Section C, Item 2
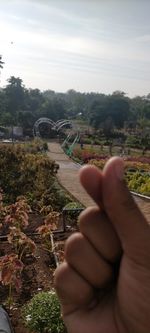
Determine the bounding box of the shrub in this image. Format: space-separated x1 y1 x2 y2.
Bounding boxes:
43 142 48 152
73 147 107 163
38 183 71 212
82 137 92 144
63 201 84 228
127 172 150 196
0 194 36 308
0 143 57 203
22 290 66 333
88 158 107 169
88 158 150 196
0 142 71 211
125 135 141 148
64 201 84 210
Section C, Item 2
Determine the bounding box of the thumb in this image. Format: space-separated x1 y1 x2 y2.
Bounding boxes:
102 157 150 266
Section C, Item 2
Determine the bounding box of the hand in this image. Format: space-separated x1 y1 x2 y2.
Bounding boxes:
54 157 150 333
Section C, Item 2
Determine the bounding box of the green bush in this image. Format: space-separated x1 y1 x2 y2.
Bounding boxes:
63 201 84 227
39 182 71 211
64 201 84 210
0 144 57 203
22 290 66 333
82 137 92 144
0 142 71 211
126 172 150 196
93 138 101 145
125 135 141 148
43 142 48 151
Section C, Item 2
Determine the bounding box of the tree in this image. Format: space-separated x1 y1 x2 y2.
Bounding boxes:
0 55 4 69
112 90 126 97
89 93 130 131
26 88 44 113
0 55 4 84
5 76 26 124
17 110 36 135
40 98 66 121
107 94 130 128
0 90 7 118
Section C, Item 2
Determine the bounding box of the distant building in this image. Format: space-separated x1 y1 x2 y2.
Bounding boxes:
8 126 23 138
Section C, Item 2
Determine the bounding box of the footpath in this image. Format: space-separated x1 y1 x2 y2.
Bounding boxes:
47 142 150 222
47 142 95 207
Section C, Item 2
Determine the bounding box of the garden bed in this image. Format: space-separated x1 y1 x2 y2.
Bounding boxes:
0 238 55 333
0 207 81 332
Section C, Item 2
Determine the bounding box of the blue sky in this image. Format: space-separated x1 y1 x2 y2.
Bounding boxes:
1 0 150 96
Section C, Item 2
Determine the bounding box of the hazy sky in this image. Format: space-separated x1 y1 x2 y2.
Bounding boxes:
1 0 150 96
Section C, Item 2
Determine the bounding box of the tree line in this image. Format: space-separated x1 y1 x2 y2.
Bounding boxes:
0 74 150 138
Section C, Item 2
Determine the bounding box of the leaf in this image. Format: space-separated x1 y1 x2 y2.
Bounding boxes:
14 259 23 270
1 267 13 285
14 276 22 290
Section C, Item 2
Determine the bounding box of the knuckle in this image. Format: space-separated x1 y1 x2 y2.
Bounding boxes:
79 207 101 231
65 233 84 261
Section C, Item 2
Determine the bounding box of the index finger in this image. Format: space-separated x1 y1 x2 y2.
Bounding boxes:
79 165 103 209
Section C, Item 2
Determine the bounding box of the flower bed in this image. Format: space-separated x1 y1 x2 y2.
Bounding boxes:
72 147 107 163
72 147 150 168
88 158 150 196
72 145 150 196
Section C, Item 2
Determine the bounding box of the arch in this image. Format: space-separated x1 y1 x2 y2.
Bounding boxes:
33 118 73 137
56 120 73 131
33 118 55 137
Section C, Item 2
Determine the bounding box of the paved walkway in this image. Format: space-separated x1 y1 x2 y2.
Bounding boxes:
47 142 95 207
47 143 150 222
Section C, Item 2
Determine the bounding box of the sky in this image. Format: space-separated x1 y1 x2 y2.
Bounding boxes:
1 0 150 97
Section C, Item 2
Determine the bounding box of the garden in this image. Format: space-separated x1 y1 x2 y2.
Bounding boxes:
1 38 150 333
72 145 150 196
0 140 82 333
0 137 149 332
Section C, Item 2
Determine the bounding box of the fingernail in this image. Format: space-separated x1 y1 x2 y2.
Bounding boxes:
115 159 124 180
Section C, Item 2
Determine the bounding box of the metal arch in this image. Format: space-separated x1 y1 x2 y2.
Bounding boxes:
55 119 66 125
33 118 73 137
56 120 73 131
33 118 55 137
33 117 80 155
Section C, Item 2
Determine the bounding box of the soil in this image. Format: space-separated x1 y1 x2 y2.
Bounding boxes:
0 212 79 332
0 240 55 333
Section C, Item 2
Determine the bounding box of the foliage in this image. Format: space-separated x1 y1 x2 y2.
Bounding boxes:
22 290 66 333
0 75 150 139
89 93 130 131
0 55 4 70
72 145 150 171
0 189 7 226
4 196 31 228
0 253 23 309
38 182 72 212
63 202 84 229
125 135 142 149
125 156 150 164
88 157 150 196
0 254 23 290
126 172 150 196
73 147 107 163
8 227 36 260
43 141 48 151
37 211 59 252
0 194 36 308
0 141 71 211
88 158 107 169
0 194 36 258
64 202 84 210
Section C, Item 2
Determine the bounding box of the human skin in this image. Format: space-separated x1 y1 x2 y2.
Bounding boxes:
54 157 150 333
